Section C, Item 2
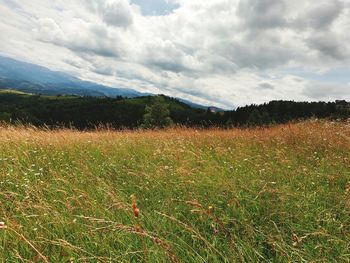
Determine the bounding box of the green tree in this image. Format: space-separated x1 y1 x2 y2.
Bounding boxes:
141 96 173 128
247 109 272 127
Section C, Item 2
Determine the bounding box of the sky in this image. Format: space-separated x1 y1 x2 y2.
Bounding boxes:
0 0 350 109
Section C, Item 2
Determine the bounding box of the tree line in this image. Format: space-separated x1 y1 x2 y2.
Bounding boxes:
0 91 349 129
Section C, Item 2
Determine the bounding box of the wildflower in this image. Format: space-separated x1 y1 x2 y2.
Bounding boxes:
0 221 6 229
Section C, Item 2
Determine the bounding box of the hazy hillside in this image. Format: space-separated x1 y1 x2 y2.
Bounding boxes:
0 56 145 98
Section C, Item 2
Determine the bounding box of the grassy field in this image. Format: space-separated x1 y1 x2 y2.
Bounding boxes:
0 121 349 262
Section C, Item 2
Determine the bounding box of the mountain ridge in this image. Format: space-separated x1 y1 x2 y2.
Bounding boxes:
0 55 148 98
0 55 218 109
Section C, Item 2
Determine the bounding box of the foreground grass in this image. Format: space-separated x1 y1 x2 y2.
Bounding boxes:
0 121 349 262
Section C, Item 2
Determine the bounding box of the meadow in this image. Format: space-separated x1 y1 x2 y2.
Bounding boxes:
0 121 349 262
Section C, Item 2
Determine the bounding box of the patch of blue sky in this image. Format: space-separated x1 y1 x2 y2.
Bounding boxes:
131 0 179 16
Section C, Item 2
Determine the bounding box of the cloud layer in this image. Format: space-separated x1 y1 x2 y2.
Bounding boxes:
0 0 349 108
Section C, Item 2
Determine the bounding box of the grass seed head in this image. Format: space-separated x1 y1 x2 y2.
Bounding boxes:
132 194 140 218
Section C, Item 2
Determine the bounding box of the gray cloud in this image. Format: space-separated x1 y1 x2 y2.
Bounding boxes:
237 0 287 29
218 37 292 69
63 57 87 69
92 66 115 76
307 32 348 60
303 82 350 100
36 18 122 58
99 0 133 28
295 0 344 29
139 40 190 73
258 83 274 90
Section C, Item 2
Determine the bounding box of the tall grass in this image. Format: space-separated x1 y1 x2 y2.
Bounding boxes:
0 121 349 262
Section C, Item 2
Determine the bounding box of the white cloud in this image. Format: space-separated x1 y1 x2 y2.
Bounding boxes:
0 0 349 108
96 0 135 28
36 18 64 43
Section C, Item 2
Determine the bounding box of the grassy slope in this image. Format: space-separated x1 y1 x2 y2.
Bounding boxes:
0 89 29 95
0 121 349 262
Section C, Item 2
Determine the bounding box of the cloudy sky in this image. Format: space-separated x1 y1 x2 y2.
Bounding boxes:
0 0 350 108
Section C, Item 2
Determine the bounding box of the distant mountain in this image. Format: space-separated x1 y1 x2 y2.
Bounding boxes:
0 55 216 109
0 56 146 98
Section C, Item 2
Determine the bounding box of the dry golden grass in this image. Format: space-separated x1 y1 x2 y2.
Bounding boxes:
1 120 349 146
0 120 349 262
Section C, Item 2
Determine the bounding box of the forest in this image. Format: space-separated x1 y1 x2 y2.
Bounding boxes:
0 89 349 129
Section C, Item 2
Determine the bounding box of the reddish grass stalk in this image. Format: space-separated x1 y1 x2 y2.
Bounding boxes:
132 195 148 263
